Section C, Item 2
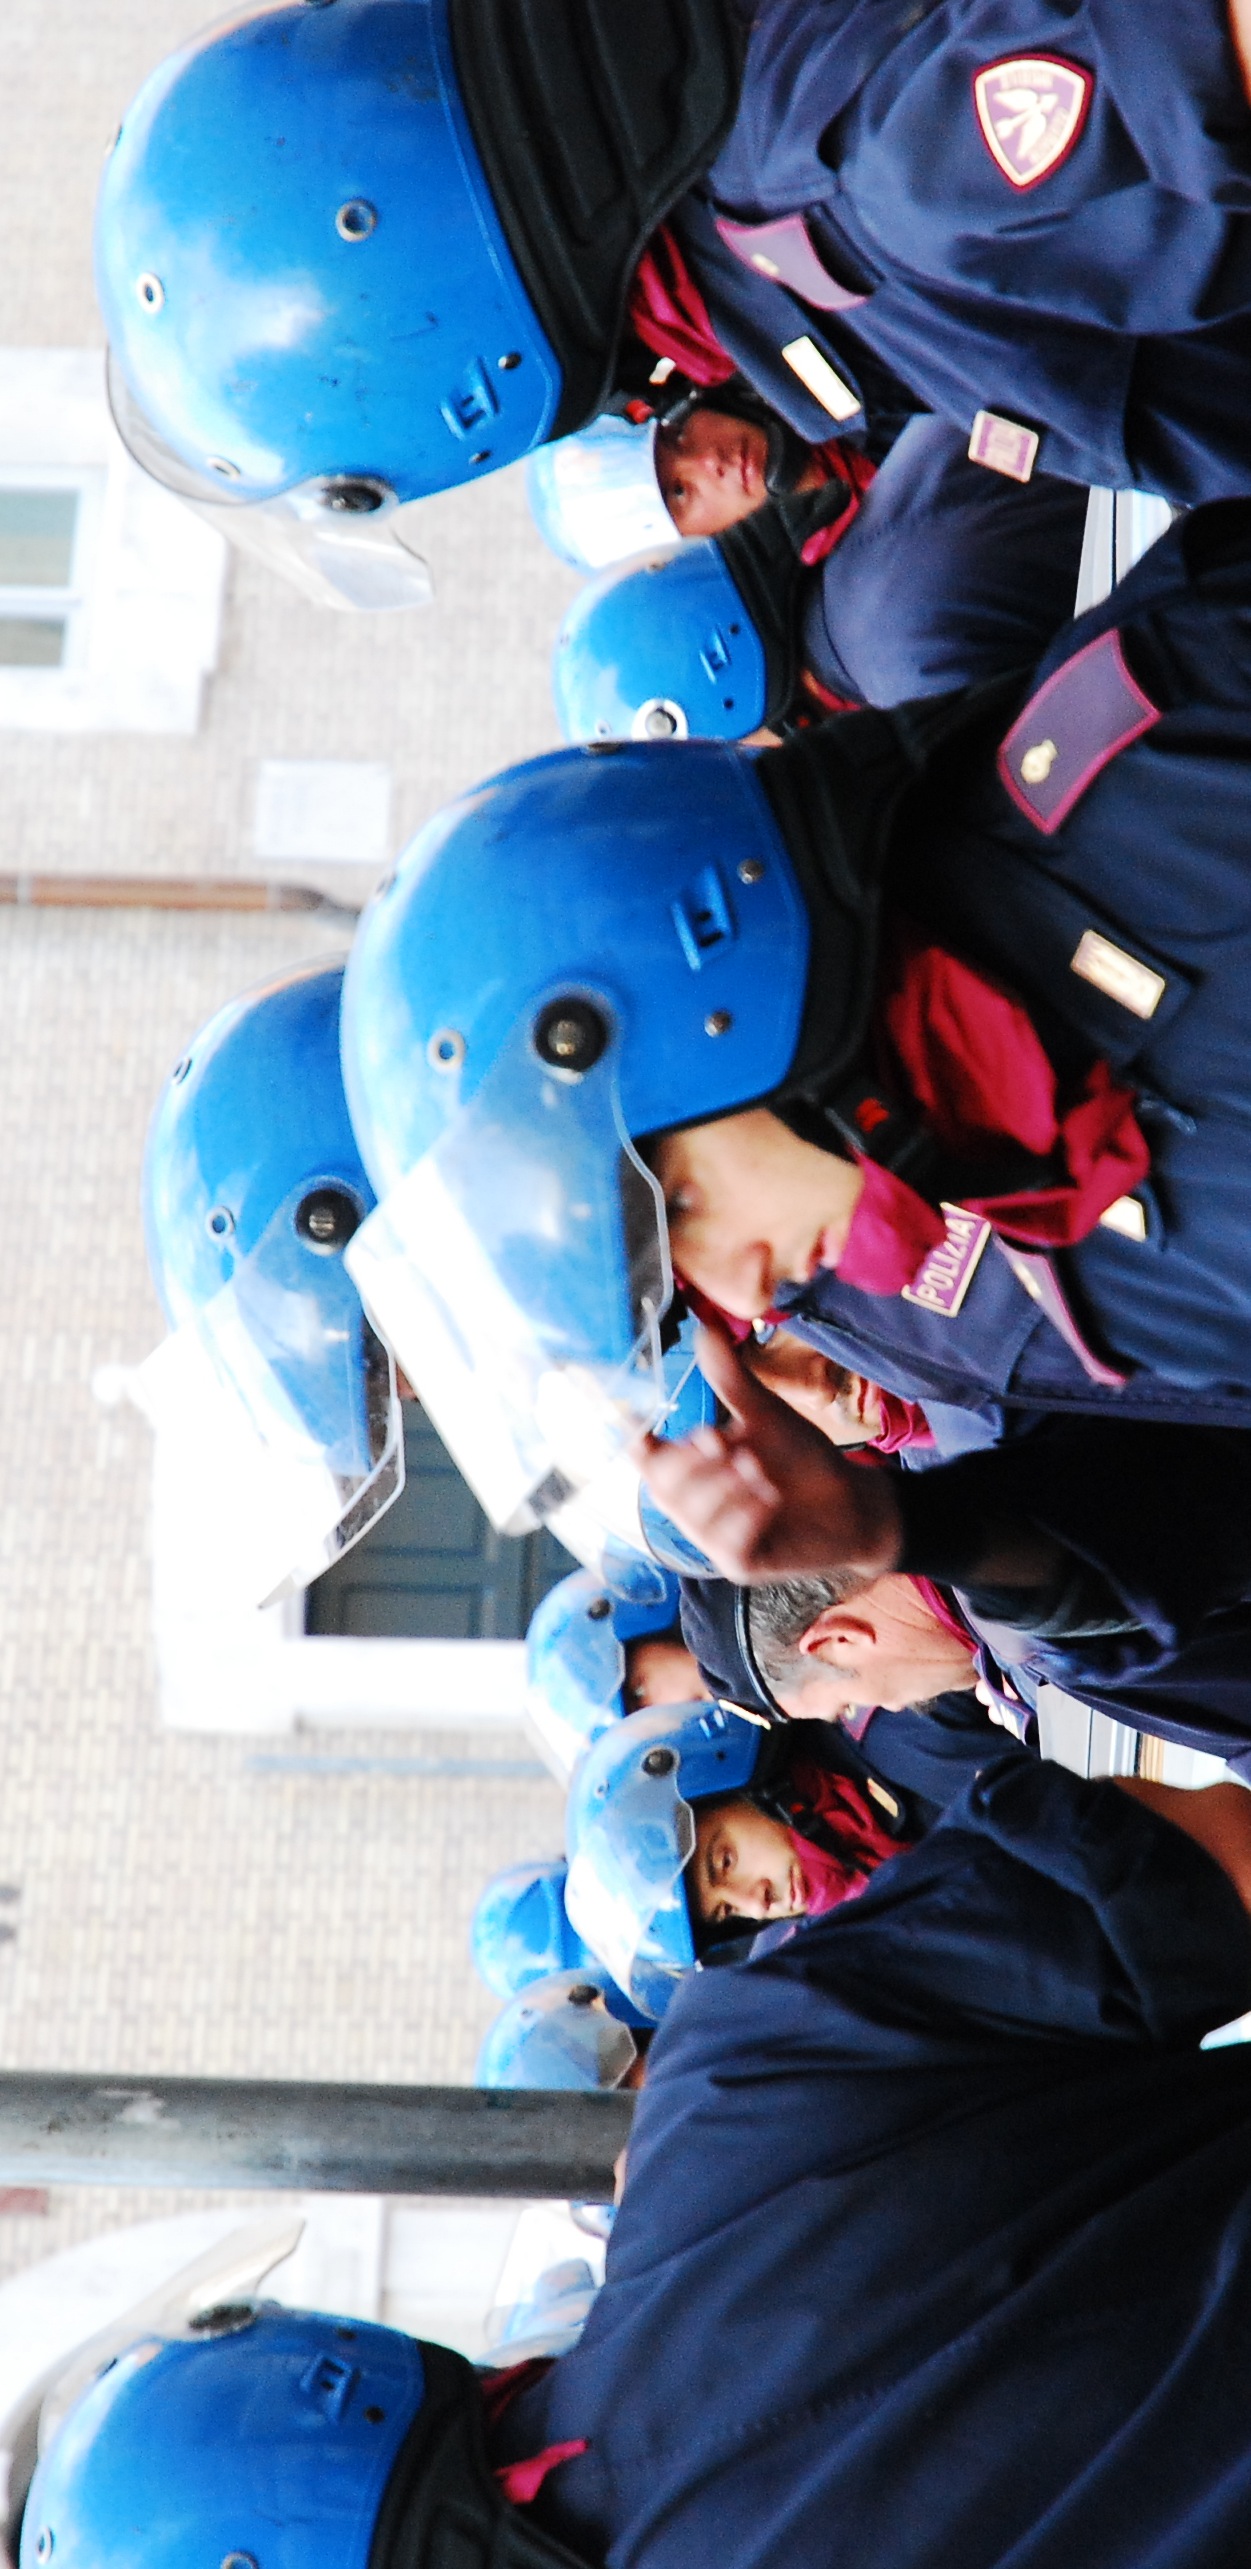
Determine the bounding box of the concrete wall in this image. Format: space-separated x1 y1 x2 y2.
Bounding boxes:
0 1 580 2282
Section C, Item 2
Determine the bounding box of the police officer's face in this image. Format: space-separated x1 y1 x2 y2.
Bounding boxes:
771 1579 979 1717
690 1798 806 1925
743 1331 884 1445
652 1111 865 1320
623 1634 704 1711
655 407 771 536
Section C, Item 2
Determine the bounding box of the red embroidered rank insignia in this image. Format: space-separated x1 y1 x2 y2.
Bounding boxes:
973 56 1092 189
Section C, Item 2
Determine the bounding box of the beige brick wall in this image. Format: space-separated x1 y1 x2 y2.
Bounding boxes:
0 2 581 2284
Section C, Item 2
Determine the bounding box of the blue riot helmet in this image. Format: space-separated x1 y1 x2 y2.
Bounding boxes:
526 417 674 573
553 540 770 743
470 1856 595 2000
342 739 809 1535
477 1965 648 2091
145 960 402 1601
96 0 741 512
564 1700 767 2020
18 2295 575 2569
525 1563 682 1782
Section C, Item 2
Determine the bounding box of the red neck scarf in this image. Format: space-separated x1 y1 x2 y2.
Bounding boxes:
626 226 737 387
835 925 1151 1298
784 1755 907 1917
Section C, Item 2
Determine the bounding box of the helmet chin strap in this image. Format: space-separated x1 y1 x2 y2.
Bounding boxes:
374 2341 593 2569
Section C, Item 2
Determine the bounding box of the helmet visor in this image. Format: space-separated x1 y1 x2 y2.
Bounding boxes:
107 348 434 613
480 1975 640 2091
158 1196 403 1601
565 1757 696 2020
346 1006 672 1534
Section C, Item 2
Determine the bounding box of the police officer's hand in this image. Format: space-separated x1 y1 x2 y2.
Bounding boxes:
634 1326 904 1585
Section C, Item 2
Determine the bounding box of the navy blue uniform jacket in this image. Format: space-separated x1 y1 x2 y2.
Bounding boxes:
491 1763 1251 2569
773 505 1251 1415
801 417 1089 707
677 0 1251 501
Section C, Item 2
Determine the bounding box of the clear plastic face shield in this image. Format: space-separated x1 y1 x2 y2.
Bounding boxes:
156 1190 403 1606
565 1747 698 2021
0 2215 303 2554
346 1001 673 1536
482 1972 641 2092
526 416 673 572
106 350 435 614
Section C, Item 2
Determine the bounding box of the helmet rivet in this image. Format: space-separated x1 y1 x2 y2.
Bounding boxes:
136 272 164 312
497 352 523 371
704 1010 733 1038
534 999 609 1075
469 450 491 466
34 2533 53 2563
427 1027 466 1073
206 1206 235 1239
737 858 764 885
206 456 241 480
335 198 377 241
295 1187 360 1254
642 1746 677 1777
567 1983 599 2006
221 2554 258 2569
587 1596 612 1621
190 2302 256 2337
364 2405 386 2424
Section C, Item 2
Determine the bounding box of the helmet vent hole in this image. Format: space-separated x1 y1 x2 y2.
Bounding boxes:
533 999 608 1075
295 1187 361 1254
136 272 164 311
206 1206 235 1239
335 198 377 241
206 455 241 480
587 1596 612 1621
497 351 523 371
364 2405 386 2424
427 1026 466 1073
34 2534 53 2563
642 1746 677 1777
567 1983 600 2006
171 1054 192 1084
321 477 388 515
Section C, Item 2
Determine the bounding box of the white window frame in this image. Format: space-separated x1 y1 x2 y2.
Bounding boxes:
0 463 103 683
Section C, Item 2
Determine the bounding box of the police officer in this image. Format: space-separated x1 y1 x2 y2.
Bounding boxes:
524 1564 700 1783
564 1695 1013 2019
31 1759 1251 2569
529 391 877 568
96 0 1251 539
674 1418 1251 1773
477 1964 649 2090
145 958 403 1600
553 417 1091 743
339 499 1251 1574
470 1856 600 2001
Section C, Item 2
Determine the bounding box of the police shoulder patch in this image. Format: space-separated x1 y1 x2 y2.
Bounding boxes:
973 56 1092 190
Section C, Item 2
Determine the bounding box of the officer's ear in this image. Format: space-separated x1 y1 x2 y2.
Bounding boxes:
798 1605 880 1663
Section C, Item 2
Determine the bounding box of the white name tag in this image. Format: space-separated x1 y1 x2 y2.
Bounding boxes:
1070 928 1165 1020
781 336 861 422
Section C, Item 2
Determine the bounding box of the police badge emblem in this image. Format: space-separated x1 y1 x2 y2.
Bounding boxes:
973 56 1092 189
